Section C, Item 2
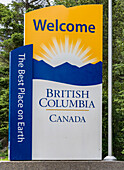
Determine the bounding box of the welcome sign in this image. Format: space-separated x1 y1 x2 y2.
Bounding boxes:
9 5 103 160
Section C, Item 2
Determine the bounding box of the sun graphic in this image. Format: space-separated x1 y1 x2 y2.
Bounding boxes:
34 37 97 67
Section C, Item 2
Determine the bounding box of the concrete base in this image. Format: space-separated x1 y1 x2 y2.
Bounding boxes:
0 161 124 170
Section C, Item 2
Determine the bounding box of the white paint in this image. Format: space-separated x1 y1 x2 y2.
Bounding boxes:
32 79 102 160
35 37 95 67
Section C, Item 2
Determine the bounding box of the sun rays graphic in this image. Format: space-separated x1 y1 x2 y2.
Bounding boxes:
34 37 97 67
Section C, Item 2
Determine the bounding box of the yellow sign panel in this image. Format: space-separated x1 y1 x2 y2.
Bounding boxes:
25 5 103 67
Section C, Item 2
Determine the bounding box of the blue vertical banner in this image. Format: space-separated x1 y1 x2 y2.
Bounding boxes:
9 45 33 160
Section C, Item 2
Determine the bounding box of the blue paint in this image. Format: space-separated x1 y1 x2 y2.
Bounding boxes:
33 59 102 86
33 19 47 31
9 45 33 160
33 19 96 33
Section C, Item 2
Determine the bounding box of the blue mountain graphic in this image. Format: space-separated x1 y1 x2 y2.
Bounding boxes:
33 59 102 86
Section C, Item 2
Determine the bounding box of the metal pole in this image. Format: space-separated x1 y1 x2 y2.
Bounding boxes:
104 0 116 161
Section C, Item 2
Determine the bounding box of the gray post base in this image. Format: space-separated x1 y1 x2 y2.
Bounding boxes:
0 161 124 170
104 155 117 161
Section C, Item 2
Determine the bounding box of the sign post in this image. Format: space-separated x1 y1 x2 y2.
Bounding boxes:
104 0 117 161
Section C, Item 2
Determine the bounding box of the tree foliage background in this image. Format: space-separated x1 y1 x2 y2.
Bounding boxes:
0 0 123 160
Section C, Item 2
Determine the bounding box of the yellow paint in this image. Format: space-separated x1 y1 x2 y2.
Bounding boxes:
25 5 103 64
46 109 89 111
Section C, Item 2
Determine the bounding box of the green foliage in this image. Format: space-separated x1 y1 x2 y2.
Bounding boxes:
0 2 24 144
0 146 8 160
112 63 124 160
0 0 123 160
15 0 52 10
0 66 9 140
0 2 24 65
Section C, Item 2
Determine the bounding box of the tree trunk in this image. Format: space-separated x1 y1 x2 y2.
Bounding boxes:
26 0 29 10
94 0 100 4
46 0 50 6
